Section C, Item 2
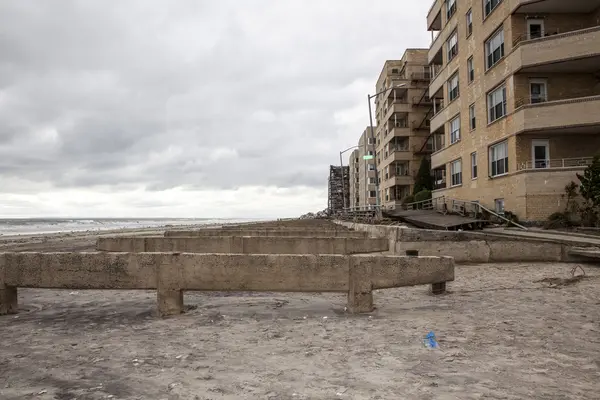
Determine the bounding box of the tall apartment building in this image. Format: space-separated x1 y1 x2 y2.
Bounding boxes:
349 148 361 209
427 0 600 221
348 128 377 210
374 50 434 209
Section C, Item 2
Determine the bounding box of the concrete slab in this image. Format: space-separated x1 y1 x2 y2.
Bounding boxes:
0 252 454 317
97 236 389 254
164 229 370 238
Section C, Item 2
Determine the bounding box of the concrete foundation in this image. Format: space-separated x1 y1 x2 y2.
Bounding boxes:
97 236 389 254
0 252 454 317
164 229 369 238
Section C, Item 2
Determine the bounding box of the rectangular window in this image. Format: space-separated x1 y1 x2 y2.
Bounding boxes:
448 73 459 101
368 137 375 145
367 150 374 156
368 164 376 171
447 31 458 62
495 199 505 214
489 140 509 177
450 159 462 186
488 84 507 123
467 57 474 83
369 177 377 184
485 28 505 70
469 104 476 130
471 152 478 179
530 79 548 104
484 0 503 18
450 116 460 144
369 190 377 198
447 0 457 20
466 9 473 36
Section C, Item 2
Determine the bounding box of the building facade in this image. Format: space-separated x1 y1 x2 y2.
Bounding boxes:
348 128 377 210
427 0 600 221
374 50 434 210
327 165 349 215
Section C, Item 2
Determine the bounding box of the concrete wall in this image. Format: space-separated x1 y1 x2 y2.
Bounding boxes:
336 221 585 263
164 229 369 238
97 236 389 255
0 252 454 316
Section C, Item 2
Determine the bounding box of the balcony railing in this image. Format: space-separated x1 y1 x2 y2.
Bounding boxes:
515 96 548 108
411 72 431 81
517 157 593 171
512 30 565 48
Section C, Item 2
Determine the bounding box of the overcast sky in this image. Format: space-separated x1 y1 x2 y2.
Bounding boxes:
0 0 431 218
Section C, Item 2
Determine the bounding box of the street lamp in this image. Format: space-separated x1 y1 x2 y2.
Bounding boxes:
367 83 407 212
339 145 360 211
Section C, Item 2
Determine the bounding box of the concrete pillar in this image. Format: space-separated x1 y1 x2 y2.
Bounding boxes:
406 250 447 295
430 282 447 295
157 287 184 317
347 258 374 313
0 285 18 315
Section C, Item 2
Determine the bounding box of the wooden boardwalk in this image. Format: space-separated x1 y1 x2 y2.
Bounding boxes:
383 209 488 230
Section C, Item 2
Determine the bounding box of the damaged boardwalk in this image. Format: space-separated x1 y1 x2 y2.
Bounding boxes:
0 221 454 317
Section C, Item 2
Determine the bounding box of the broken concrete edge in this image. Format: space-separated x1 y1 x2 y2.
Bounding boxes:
163 229 370 238
0 252 454 317
334 221 596 263
96 236 389 254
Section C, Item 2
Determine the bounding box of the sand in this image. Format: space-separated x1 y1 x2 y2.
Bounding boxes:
1 231 600 399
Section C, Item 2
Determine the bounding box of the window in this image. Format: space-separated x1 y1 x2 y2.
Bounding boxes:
368 137 375 145
368 164 376 171
485 28 505 70
450 116 460 144
367 150 374 156
530 79 547 104
446 0 457 20
369 190 377 198
466 9 473 36
487 84 507 123
469 104 476 130
369 177 377 184
448 73 459 101
484 0 503 18
527 19 545 40
489 140 509 177
471 152 478 179
494 198 505 214
467 57 474 83
450 159 462 187
447 31 458 61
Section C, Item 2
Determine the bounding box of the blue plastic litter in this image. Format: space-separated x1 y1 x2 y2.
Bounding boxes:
424 331 439 348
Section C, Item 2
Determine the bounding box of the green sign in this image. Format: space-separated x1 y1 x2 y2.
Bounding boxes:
363 155 374 160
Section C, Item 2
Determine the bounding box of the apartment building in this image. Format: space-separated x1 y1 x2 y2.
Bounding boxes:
348 127 377 210
427 0 600 221
374 50 434 209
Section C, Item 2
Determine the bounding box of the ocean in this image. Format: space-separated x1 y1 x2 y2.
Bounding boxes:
0 218 259 236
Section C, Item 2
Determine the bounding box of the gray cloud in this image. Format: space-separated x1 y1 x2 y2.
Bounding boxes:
0 0 430 194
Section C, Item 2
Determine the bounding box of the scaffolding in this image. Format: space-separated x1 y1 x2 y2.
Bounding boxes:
327 165 350 215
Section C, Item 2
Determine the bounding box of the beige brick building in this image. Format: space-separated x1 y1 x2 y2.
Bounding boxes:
374 50 434 209
348 128 377 210
426 0 600 222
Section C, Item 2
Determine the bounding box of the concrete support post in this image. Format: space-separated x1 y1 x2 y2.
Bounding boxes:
157 287 184 317
406 250 447 295
347 257 374 313
0 256 18 315
0 286 18 315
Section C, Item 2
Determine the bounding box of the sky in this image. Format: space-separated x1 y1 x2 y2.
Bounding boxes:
0 0 431 218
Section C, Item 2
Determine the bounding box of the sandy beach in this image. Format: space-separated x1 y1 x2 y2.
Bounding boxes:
1 230 600 399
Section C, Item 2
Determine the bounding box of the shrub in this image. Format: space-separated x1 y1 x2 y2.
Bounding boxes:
413 158 434 194
414 190 432 203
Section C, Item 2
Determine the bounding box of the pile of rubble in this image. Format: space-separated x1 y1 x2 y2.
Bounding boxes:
299 209 329 219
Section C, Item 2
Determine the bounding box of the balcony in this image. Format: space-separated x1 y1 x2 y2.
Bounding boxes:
427 0 442 31
517 157 593 171
514 0 600 14
386 149 412 162
390 175 414 186
513 95 600 134
511 26 600 74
